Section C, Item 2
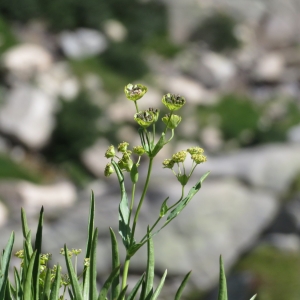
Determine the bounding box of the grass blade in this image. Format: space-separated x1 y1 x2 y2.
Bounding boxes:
109 227 120 300
150 270 167 300
116 285 128 300
249 295 257 300
126 273 145 300
50 264 61 300
0 232 15 298
89 228 98 300
218 256 228 300
42 268 51 300
145 228 154 299
64 244 83 300
98 265 121 300
85 191 95 259
23 251 37 300
14 267 22 300
174 271 191 300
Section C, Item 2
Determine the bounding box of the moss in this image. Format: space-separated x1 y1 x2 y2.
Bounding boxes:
235 246 300 300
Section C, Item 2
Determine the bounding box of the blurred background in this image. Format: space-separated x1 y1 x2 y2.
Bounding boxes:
1 0 300 299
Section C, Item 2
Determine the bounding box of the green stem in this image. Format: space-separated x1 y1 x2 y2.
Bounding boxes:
130 157 154 245
163 112 174 134
128 183 136 225
134 101 139 113
122 254 131 293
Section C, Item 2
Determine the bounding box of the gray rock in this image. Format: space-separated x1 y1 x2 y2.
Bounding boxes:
264 233 300 252
59 28 107 59
287 125 300 143
0 84 57 149
199 143 300 193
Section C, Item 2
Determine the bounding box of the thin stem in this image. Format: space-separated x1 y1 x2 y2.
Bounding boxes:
134 101 139 113
152 123 156 144
167 186 185 211
163 112 174 134
122 255 131 293
128 183 136 225
130 157 154 245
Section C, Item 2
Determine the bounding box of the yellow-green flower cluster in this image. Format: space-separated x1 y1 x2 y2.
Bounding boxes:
118 151 133 172
191 154 207 164
104 163 114 177
134 110 155 128
124 83 147 101
105 145 115 158
172 150 188 163
162 93 186 111
118 142 129 153
133 145 145 156
162 159 175 169
187 147 204 155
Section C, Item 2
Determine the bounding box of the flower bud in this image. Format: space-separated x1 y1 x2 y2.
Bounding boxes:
118 142 129 153
162 93 186 111
133 145 146 156
124 83 147 101
134 110 155 128
172 150 187 163
162 114 182 129
105 145 115 158
162 159 175 169
191 154 207 164
187 147 204 155
104 163 115 177
118 153 133 172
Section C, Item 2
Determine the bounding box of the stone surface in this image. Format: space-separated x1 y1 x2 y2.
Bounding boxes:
287 125 300 143
0 84 57 149
59 28 107 59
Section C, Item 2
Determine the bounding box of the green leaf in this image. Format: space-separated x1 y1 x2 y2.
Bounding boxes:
111 160 132 249
174 271 191 300
130 163 139 184
0 232 15 298
42 268 51 300
126 273 145 300
33 206 44 300
13 267 22 300
82 264 90 300
159 197 169 217
145 229 154 299
127 242 146 258
109 228 120 300
150 270 167 300
218 256 228 300
249 295 257 300
98 265 121 300
150 133 165 158
64 244 83 300
116 285 128 300
23 251 37 300
89 228 98 300
50 264 61 300
85 191 95 259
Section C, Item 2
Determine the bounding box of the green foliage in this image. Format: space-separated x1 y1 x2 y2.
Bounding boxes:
190 12 241 52
43 91 101 164
0 16 18 54
236 245 300 300
0 153 42 183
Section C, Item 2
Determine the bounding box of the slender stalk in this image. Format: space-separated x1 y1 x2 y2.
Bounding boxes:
130 157 154 244
134 101 139 113
122 254 131 292
128 183 136 225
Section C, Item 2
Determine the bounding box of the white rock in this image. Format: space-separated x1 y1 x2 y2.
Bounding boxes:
59 28 107 59
253 53 285 82
2 44 53 79
0 84 57 149
287 125 300 143
103 19 127 42
0 202 8 227
266 233 300 252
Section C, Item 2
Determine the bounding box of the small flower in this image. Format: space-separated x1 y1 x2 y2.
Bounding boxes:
187 147 204 155
191 154 207 164
72 248 82 256
104 163 115 177
118 142 129 153
172 151 187 163
133 145 145 156
118 153 133 172
147 107 159 122
162 93 186 111
84 258 90 267
162 159 175 169
134 110 155 128
162 114 182 129
124 83 147 101
105 145 115 158
15 250 24 259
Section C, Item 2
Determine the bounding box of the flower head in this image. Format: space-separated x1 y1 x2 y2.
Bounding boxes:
172 151 187 163
162 159 175 169
118 142 129 153
162 93 186 111
118 152 133 172
162 114 182 129
133 145 146 156
124 83 147 101
104 163 115 177
191 154 207 164
105 145 115 158
147 107 160 122
134 110 155 128
187 147 204 155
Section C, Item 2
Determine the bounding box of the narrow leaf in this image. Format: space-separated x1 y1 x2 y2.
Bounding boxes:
98 265 121 300
14 267 22 300
89 228 98 300
150 133 165 158
23 251 37 300
249 295 257 300
116 285 128 300
64 244 83 300
145 229 154 299
85 191 95 259
150 270 167 300
126 273 145 300
174 271 192 300
111 160 131 249
83 264 90 300
21 208 30 239
218 256 228 300
109 228 120 300
50 264 61 300
159 197 169 217
42 268 51 300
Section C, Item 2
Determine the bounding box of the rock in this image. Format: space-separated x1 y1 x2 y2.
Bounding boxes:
103 20 127 42
59 28 107 59
0 84 57 149
197 143 300 193
252 53 285 82
264 233 300 252
0 201 8 227
200 126 224 152
287 125 300 143
0 180 77 217
2 44 53 79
